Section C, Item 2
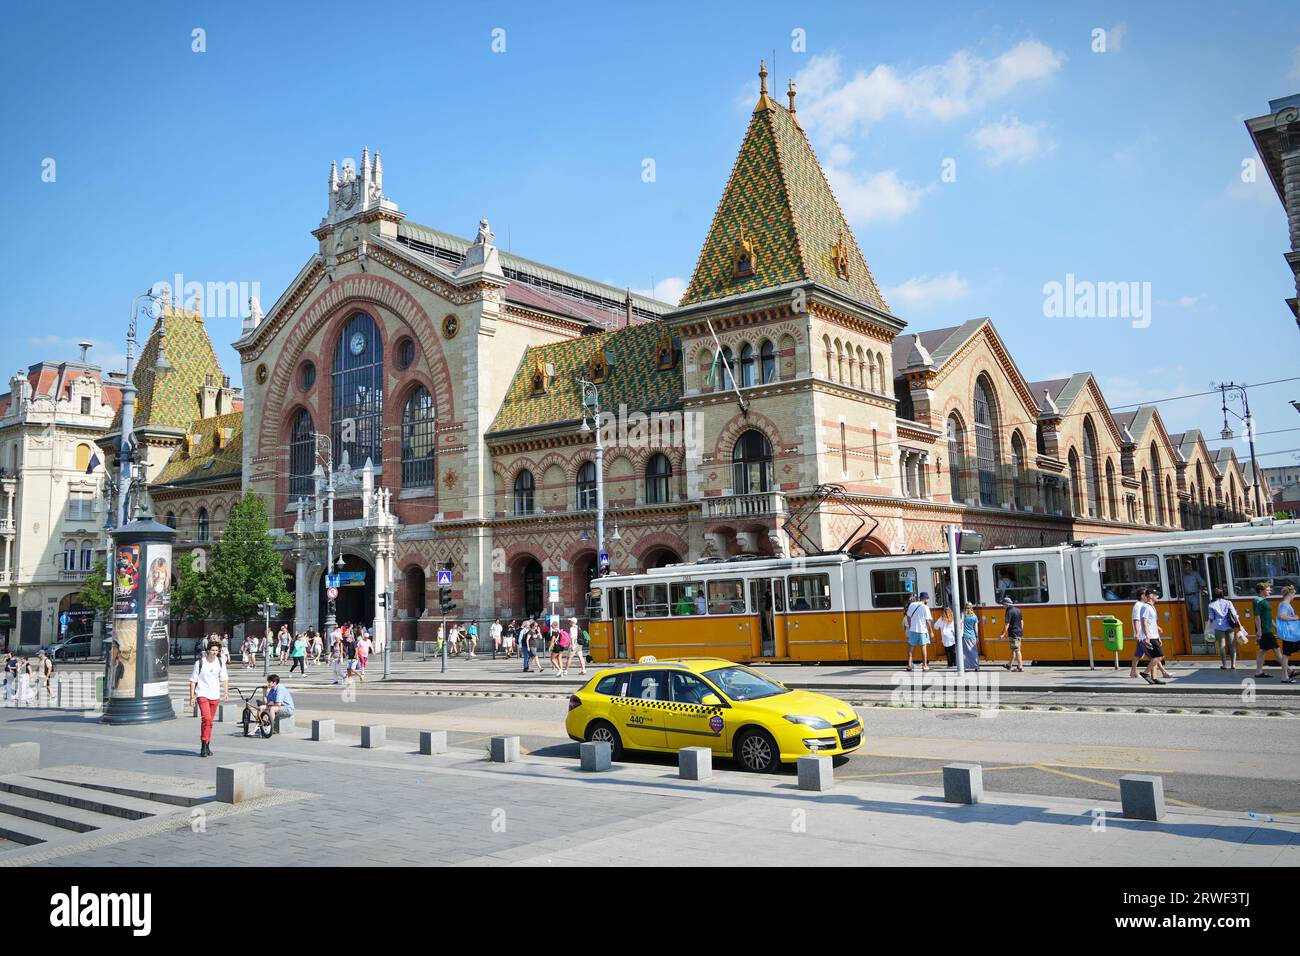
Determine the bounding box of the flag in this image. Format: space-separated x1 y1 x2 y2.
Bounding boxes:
86 451 101 474
704 349 721 386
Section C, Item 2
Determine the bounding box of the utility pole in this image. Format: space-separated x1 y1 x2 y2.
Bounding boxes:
1217 382 1264 517
578 380 606 575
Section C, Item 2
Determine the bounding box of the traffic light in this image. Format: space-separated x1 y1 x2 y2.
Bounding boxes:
439 587 455 614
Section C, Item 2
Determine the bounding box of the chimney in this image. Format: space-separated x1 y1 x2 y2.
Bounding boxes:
78 341 92 364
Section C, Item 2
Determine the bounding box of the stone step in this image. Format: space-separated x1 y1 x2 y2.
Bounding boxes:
0 790 109 833
29 768 212 808
0 775 181 821
0 810 76 846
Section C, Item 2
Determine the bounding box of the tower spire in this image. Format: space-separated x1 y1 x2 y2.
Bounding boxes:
754 58 773 112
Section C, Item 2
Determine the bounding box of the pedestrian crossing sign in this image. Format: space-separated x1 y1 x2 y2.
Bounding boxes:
437 569 453 587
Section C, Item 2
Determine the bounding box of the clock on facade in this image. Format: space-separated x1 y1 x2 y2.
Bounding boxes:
442 314 459 339
349 331 367 356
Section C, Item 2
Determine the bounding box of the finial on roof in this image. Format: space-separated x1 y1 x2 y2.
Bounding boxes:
1041 388 1060 416
329 160 338 192
754 59 773 112
373 150 383 191
787 78 797 116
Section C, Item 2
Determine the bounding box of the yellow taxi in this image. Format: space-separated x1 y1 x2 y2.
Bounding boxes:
565 658 863 772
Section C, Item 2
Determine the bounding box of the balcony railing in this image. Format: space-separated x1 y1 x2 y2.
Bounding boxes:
703 491 787 520
0 518 12 533
59 569 89 581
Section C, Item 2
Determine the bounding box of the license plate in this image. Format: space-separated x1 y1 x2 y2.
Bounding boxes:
843 727 861 740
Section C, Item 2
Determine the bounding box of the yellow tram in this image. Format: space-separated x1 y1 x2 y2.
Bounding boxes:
588 519 1300 665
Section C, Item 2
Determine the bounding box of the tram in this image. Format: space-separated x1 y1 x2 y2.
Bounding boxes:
587 519 1300 665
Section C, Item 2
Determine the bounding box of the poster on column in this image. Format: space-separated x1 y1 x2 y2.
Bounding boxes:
110 543 141 699
142 543 171 696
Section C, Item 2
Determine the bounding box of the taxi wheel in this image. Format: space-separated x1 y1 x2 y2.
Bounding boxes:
585 721 622 760
735 728 780 773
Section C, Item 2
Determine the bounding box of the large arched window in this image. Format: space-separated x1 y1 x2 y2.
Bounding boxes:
1141 470 1152 524
720 347 735 390
739 344 756 388
513 470 534 516
645 453 672 504
1010 431 1026 510
197 507 210 542
732 430 772 495
1150 444 1165 525
946 415 966 503
400 387 436 487
760 340 776 384
973 377 999 507
332 312 384 471
1067 449 1083 517
1106 459 1118 521
289 409 315 501
576 461 598 510
80 539 93 570
1082 418 1101 518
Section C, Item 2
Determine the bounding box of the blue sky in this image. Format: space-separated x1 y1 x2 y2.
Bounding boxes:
3 0 1299 463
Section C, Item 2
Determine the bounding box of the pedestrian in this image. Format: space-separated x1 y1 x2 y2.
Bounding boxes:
1207 587 1241 670
188 639 229 758
548 623 565 675
1251 581 1295 683
564 617 587 676
521 621 535 672
16 657 33 704
1276 585 1300 679
903 591 933 672
258 631 269 665
1128 588 1152 678
491 619 502 660
504 620 516 658
1133 589 1168 685
2 650 16 702
36 650 53 698
289 632 307 675
937 607 957 667
330 639 346 684
357 631 373 676
435 622 445 656
961 602 980 671
219 635 231 667
1001 596 1024 672
466 621 478 659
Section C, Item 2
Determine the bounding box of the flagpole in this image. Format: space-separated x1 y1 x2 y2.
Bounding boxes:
705 319 747 412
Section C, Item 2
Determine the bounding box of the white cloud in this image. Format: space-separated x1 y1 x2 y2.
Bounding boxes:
882 272 970 310
631 276 688 306
25 335 128 373
824 160 930 224
792 39 1064 141
970 115 1055 166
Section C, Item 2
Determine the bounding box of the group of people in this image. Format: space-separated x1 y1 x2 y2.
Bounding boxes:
2 649 54 703
431 617 589 676
187 638 295 758
901 592 1021 672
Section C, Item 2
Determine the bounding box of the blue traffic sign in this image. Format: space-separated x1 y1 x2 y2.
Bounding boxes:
599 551 609 564
437 569 453 587
59 612 70 626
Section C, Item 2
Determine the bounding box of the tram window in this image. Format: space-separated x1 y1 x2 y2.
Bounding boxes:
993 562 1049 604
1229 548 1300 595
789 574 832 611
707 579 747 615
587 588 603 620
870 568 916 609
1099 554 1162 601
671 581 707 616
633 583 669 618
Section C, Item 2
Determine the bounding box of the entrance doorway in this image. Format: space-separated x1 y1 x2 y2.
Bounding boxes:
750 578 785 657
318 554 375 631
932 566 982 611
521 559 543 619
1165 552 1224 655
609 587 629 659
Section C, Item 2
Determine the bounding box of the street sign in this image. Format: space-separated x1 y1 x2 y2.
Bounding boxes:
325 573 338 588
59 612 70 627
547 575 560 600
437 569 452 587
326 586 339 600
599 551 608 564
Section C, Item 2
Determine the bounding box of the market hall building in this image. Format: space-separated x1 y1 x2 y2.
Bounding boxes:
219 65 1266 646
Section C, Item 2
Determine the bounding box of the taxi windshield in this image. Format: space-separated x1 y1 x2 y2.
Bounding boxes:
703 665 788 702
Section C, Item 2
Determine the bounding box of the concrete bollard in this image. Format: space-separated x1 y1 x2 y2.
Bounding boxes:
797 755 834 791
580 741 612 772
216 762 266 803
274 714 296 735
943 763 984 804
490 736 520 763
0 742 40 775
1120 774 1166 822
678 747 712 781
311 719 335 741
419 731 447 755
361 725 386 749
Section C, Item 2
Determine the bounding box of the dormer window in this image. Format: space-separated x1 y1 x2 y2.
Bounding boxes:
655 331 678 371
589 351 610 384
529 360 551 396
730 224 757 280
830 228 850 281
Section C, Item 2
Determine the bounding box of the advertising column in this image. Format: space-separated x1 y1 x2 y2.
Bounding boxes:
102 518 177 725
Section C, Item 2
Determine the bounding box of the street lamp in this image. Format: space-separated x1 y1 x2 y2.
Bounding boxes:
116 289 162 530
577 379 606 576
311 433 338 633
1216 381 1264 516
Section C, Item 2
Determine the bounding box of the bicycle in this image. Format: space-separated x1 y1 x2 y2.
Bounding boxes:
232 686 273 739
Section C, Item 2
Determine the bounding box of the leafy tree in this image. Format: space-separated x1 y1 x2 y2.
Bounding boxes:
172 552 211 627
206 493 294 627
77 558 112 616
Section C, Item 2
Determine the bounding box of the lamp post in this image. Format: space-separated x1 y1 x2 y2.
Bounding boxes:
115 290 166 529
577 380 606 575
1217 382 1264 516
311 433 339 633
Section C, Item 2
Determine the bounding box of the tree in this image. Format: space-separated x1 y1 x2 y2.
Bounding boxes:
77 558 112 617
172 552 211 629
206 493 294 628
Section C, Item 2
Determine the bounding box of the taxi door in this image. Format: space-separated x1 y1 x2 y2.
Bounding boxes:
615 669 669 750
662 670 729 754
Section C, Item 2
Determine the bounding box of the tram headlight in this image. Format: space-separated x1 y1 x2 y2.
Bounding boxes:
783 715 833 730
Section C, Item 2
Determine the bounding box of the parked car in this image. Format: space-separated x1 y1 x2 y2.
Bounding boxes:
42 632 104 661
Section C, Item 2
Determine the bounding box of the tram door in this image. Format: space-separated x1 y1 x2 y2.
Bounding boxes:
1165 553 1223 655
932 567 981 612
750 578 786 658
609 587 630 660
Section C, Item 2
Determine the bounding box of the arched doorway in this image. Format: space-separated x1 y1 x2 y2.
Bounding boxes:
848 536 890 557
520 558 543 620
642 548 682 569
318 553 375 630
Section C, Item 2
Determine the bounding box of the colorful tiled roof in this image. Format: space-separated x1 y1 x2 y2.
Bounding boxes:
680 81 888 312
154 411 243 485
111 304 226 432
488 323 680 434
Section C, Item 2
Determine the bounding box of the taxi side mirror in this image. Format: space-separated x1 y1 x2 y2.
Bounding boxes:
700 693 722 707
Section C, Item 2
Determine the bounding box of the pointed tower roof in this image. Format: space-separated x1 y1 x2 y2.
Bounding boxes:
679 62 889 313
111 303 226 432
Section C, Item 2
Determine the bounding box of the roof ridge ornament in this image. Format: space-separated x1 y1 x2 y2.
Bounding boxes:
787 78 799 125
754 58 773 112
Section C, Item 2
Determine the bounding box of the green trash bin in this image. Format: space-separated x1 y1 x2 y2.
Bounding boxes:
1102 616 1124 653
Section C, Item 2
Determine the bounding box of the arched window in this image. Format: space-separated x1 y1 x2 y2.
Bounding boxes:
645 453 672 504
1068 449 1082 517
513 470 534 516
823 337 833 379
165 511 177 530
946 415 966 503
739 344 756 388
332 312 384 471
289 409 315 500
400 387 436 487
80 540 92 570
1166 476 1175 526
1106 460 1117 521
720 347 735 390
405 565 426 618
760 340 776 383
576 461 598 510
1150 444 1165 525
1141 470 1151 524
732 430 772 495
197 507 210 542
1011 431 1026 510
1082 418 1101 518
64 541 76 571
834 340 845 383
75 444 91 473
973 377 1000 507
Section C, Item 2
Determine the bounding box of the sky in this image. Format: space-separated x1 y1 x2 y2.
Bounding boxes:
3 0 1299 466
